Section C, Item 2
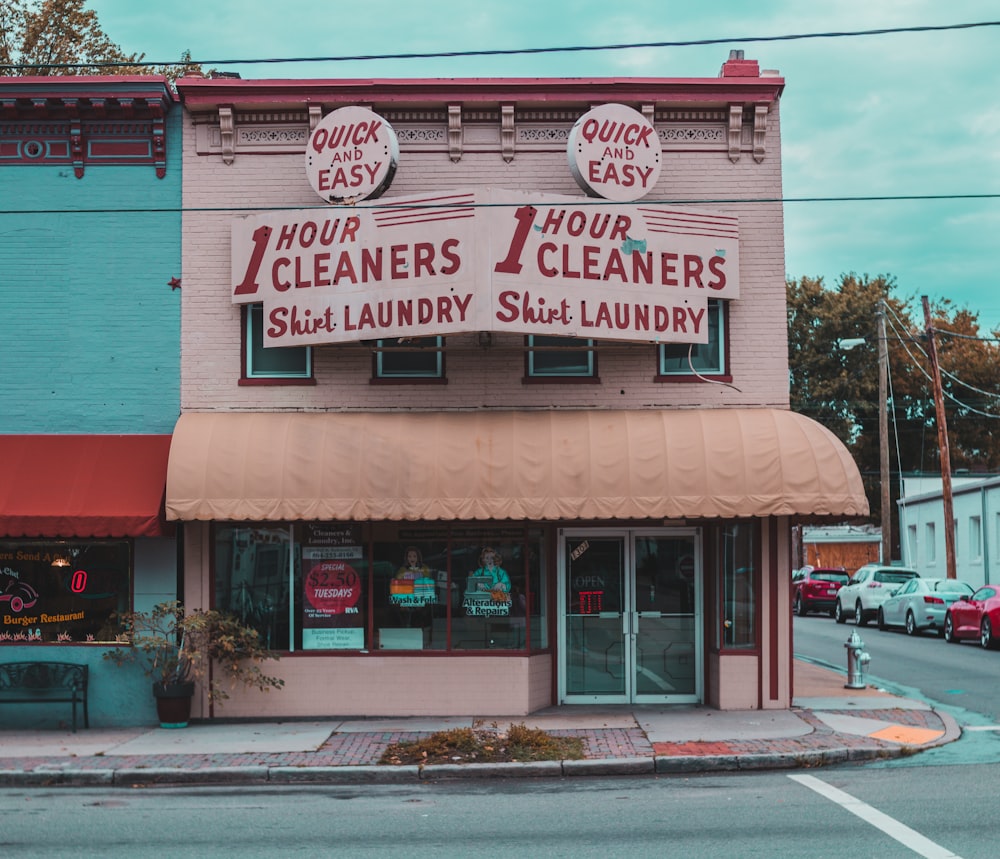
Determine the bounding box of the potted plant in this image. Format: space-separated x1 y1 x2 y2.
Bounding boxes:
104 601 284 728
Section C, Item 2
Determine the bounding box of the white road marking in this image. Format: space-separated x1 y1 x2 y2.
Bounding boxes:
962 725 1000 731
788 774 962 859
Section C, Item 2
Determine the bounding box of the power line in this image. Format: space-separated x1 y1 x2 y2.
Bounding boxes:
935 328 1000 343
2 192 999 217
884 313 1000 419
2 20 999 71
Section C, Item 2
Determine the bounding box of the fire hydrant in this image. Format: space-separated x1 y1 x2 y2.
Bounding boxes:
844 630 870 689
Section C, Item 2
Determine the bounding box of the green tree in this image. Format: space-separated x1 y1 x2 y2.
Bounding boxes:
0 0 201 80
788 274 1000 534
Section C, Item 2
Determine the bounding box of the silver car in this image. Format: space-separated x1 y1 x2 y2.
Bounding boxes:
877 577 975 636
834 564 919 626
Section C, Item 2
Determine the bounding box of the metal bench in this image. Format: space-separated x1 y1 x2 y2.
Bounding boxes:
0 662 89 732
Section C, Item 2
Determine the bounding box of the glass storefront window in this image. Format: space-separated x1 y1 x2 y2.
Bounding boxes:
720 523 756 649
213 523 547 653
214 525 298 651
0 540 130 644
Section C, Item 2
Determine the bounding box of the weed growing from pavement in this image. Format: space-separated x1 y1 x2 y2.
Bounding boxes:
378 720 585 765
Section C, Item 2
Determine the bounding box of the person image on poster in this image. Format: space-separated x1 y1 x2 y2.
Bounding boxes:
396 546 430 581
472 547 510 594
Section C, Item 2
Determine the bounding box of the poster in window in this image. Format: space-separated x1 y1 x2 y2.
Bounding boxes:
302 546 365 650
0 541 130 643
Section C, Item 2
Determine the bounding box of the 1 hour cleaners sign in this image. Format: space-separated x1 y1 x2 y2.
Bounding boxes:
231 187 739 347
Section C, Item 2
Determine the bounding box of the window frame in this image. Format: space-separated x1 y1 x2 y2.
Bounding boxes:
241 304 314 385
524 335 598 382
372 336 446 383
656 299 729 381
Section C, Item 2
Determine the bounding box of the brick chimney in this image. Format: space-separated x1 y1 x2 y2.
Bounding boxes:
721 49 761 77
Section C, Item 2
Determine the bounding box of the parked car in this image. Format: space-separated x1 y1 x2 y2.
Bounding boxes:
834 564 919 626
944 585 1000 649
791 566 849 617
877 577 974 636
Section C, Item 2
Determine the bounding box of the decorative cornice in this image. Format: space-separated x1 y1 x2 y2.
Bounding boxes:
0 86 174 178
501 103 515 163
218 105 234 165
753 103 768 163
728 104 744 163
448 104 462 162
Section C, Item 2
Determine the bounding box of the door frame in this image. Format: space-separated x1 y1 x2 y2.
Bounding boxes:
556 527 703 705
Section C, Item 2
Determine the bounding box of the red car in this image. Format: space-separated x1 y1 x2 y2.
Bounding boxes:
944 585 1000 649
792 566 849 617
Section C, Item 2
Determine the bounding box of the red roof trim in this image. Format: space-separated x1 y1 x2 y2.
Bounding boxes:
176 74 784 112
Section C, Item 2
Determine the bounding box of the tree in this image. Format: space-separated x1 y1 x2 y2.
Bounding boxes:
0 0 202 80
788 274 1000 538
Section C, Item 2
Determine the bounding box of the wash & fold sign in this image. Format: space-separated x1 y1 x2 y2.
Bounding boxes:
231 104 740 347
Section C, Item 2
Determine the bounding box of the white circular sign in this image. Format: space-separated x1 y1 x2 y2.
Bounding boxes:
567 103 661 202
305 106 399 204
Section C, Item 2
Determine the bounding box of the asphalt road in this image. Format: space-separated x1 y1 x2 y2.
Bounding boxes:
3 766 996 858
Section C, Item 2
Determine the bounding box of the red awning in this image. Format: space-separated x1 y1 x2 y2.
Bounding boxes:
0 435 173 538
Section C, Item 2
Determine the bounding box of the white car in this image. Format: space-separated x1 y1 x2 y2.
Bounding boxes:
834 564 919 626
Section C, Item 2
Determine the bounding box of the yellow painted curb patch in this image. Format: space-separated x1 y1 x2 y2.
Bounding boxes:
870 725 944 745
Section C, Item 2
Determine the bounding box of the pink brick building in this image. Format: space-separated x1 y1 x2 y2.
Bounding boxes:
169 55 866 719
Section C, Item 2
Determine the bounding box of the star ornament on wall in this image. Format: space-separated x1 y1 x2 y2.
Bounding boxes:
168 277 182 290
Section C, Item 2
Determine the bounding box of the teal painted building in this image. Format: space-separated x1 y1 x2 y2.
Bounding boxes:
0 77 181 729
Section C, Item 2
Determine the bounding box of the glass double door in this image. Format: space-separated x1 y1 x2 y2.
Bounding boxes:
559 529 701 704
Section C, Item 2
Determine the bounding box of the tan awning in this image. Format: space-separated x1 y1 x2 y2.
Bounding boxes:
165 409 868 523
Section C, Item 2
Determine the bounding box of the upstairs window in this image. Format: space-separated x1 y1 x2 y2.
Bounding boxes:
374 337 444 380
658 300 726 378
243 304 312 382
526 336 596 379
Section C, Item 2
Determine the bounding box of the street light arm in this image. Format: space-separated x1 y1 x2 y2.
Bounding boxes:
837 338 867 351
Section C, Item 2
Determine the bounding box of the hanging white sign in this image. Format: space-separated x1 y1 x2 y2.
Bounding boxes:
304 106 399 204
231 188 739 347
567 103 662 202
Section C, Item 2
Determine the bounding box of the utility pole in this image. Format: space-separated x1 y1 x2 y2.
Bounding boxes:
922 296 957 579
877 300 891 564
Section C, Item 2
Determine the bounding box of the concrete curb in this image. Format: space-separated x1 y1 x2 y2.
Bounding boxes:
270 765 420 784
0 747 915 788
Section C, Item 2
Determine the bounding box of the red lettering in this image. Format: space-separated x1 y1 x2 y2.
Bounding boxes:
234 224 272 296
496 290 519 323
582 246 601 280
414 242 435 277
561 245 581 279
494 206 537 274
440 238 461 275
707 256 727 290
684 255 704 288
661 253 679 286
390 244 408 279
294 256 312 288
537 242 558 277
272 258 291 291
267 306 288 337
314 253 331 287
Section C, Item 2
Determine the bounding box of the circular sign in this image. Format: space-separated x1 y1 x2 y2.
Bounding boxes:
305 106 399 204
567 103 661 202
305 561 361 615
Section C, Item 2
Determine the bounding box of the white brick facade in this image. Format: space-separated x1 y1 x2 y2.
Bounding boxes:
174 67 810 718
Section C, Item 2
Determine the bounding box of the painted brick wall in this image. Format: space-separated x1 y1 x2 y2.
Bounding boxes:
181 102 788 413
0 110 182 433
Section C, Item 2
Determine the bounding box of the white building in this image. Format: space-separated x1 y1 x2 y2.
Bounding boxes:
898 475 1000 588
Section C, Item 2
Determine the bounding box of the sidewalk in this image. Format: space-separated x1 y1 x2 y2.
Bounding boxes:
0 658 960 787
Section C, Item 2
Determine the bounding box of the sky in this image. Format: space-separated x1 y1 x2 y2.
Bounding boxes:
82 0 1000 332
